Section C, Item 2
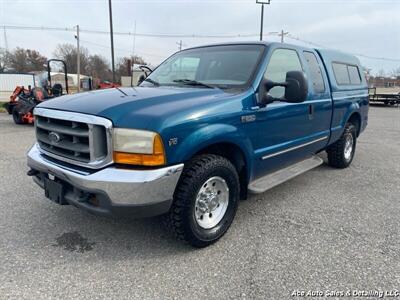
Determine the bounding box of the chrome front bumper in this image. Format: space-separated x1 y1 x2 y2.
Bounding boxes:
27 144 184 217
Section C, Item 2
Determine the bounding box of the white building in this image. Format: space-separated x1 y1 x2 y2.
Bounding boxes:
0 73 35 101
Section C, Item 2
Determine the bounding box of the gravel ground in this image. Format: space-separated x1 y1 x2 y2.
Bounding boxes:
0 106 399 299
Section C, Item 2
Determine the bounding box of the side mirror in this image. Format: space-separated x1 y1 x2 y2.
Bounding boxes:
257 70 308 107
284 71 308 103
139 65 153 77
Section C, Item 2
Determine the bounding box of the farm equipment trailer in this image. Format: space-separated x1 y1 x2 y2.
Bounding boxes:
368 87 400 106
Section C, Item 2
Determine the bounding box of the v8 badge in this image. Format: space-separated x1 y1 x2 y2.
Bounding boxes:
169 137 178 146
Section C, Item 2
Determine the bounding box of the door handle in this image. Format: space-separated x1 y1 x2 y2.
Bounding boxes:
308 104 314 120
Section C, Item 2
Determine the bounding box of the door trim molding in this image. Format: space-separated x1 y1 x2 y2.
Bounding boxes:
261 136 328 160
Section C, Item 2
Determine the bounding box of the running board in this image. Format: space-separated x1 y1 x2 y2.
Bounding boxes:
248 156 324 194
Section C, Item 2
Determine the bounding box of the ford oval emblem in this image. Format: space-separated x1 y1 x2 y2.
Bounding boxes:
48 132 61 144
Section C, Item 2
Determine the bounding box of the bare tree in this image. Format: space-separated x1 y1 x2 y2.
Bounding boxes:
26 49 47 72
0 48 10 72
87 54 112 81
5 48 47 73
8 48 28 72
377 69 386 78
115 55 147 82
54 43 89 75
390 67 400 78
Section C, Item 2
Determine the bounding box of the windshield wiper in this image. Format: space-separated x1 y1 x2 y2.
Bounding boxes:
143 78 160 86
173 79 214 89
115 86 128 96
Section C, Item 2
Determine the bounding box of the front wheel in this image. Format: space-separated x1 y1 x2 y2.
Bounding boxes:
167 154 239 248
327 123 357 168
12 107 24 125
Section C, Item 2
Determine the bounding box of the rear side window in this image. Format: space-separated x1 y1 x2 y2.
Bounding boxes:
303 51 325 93
348 65 361 84
332 63 350 85
332 62 362 86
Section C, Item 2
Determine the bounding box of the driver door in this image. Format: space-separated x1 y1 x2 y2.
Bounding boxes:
246 47 313 179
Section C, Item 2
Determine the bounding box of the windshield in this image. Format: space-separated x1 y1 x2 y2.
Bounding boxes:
142 44 265 89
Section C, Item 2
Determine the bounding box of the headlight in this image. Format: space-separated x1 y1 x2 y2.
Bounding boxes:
113 128 166 166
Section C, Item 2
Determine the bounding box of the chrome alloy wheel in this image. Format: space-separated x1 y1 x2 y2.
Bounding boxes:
194 176 229 229
344 133 354 161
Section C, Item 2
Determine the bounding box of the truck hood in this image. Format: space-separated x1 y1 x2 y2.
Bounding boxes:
37 86 230 130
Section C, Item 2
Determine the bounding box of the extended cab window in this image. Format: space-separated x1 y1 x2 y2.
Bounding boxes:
304 51 325 93
264 48 303 98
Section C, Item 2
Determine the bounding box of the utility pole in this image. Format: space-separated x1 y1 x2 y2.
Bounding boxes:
132 20 137 62
108 0 116 83
176 40 183 51
278 30 289 43
260 4 264 41
256 0 271 41
75 25 80 93
131 20 136 87
3 25 8 51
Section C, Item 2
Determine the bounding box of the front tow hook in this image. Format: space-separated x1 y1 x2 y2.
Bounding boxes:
27 169 39 176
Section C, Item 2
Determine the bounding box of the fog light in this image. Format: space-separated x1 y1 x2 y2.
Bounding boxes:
88 195 99 207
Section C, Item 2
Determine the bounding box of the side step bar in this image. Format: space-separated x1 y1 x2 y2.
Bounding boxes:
248 156 324 194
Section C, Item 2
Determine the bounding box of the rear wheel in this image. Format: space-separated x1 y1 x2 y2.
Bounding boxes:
12 107 24 125
5 103 13 114
327 123 356 168
167 154 239 248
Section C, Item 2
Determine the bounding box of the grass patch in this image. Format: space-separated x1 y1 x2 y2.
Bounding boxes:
0 102 7 113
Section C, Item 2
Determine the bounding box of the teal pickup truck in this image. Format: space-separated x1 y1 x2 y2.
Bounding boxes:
27 42 368 247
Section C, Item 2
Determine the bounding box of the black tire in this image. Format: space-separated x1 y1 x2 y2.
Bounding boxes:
167 154 239 248
12 108 24 125
327 123 356 168
4 103 13 114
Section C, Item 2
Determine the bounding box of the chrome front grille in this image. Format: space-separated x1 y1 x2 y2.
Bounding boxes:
34 108 113 169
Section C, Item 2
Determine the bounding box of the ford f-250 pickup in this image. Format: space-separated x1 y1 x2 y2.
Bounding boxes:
27 42 369 247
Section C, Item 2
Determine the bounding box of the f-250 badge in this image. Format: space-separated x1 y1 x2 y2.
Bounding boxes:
241 115 256 123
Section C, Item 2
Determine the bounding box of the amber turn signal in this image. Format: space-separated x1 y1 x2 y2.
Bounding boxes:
113 134 166 166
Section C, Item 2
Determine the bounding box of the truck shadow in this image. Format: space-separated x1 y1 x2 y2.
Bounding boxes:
28 159 335 259
49 209 193 257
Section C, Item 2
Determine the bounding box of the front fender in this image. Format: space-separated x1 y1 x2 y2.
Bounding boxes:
174 123 254 175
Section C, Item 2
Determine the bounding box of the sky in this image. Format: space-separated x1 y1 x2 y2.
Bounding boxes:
1 0 399 75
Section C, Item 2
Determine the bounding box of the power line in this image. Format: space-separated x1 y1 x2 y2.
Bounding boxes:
79 39 165 58
2 24 399 63
1 24 261 38
286 35 400 62
352 53 400 63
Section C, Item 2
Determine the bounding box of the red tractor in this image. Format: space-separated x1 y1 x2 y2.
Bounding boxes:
98 80 121 89
5 59 69 125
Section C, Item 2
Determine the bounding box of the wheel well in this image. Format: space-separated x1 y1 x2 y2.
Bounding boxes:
348 113 361 137
194 143 248 200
